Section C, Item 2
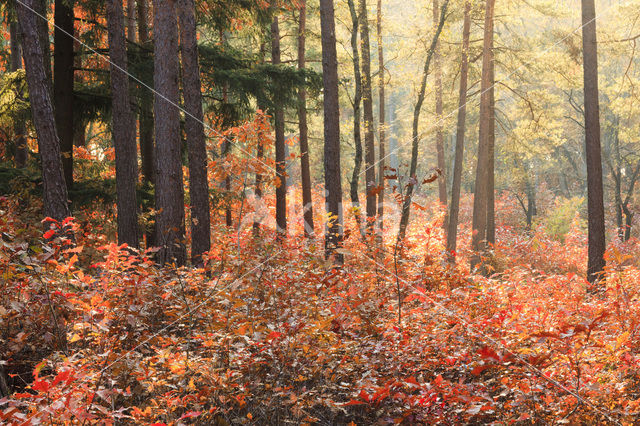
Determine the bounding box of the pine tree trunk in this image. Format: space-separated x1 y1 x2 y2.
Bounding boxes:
376 0 386 232
298 0 315 238
177 0 211 266
470 0 495 273
107 0 140 248
54 0 75 190
10 22 28 168
396 0 449 244
272 14 287 239
445 0 471 262
319 0 344 264
433 0 447 209
127 0 136 41
581 0 606 285
137 0 154 184
34 0 52 91
153 0 186 265
359 0 377 227
17 0 71 222
486 40 496 246
347 0 364 235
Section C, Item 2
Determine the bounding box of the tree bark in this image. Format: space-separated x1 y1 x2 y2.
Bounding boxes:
177 0 211 266
10 21 28 168
319 0 344 264
272 14 287 239
470 0 495 273
137 0 155 185
127 0 136 41
376 0 386 232
581 0 606 284
347 0 364 236
54 0 75 190
433 0 447 209
445 0 470 262
153 0 186 265
396 0 449 244
107 0 140 248
297 0 315 238
359 0 377 227
486 37 496 246
34 0 52 91
17 0 71 222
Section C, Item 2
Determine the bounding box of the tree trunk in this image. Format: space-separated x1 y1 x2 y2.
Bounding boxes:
34 0 52 91
153 0 186 266
10 22 28 168
138 0 155 247
127 0 136 41
581 0 606 285
107 0 140 248
376 0 386 232
347 0 364 236
137 0 155 185
272 14 287 239
253 114 265 236
470 0 495 273
486 39 496 246
525 170 537 230
359 0 377 228
319 0 344 264
433 0 447 209
17 0 71 222
297 0 315 238
396 0 449 244
54 0 75 190
178 0 211 266
445 0 470 262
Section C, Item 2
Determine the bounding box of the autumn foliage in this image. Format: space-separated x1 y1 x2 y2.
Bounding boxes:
1 189 639 425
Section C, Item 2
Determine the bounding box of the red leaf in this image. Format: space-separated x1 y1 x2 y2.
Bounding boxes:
51 370 71 387
434 374 444 386
43 230 56 239
478 346 501 361
32 380 49 392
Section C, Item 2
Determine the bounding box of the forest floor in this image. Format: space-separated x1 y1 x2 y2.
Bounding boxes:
1 193 640 425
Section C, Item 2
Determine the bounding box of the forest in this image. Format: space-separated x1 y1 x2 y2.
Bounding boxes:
0 0 639 423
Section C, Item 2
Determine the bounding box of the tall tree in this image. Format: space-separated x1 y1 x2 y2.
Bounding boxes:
10 21 28 168
272 13 287 239
177 0 211 266
319 0 344 264
54 0 75 189
106 0 140 248
347 0 364 235
486 34 496 246
137 0 154 185
396 0 449 244
581 0 606 284
359 0 377 227
433 0 447 209
153 0 186 265
470 0 495 272
446 0 471 262
297 0 315 238
16 0 70 222
376 0 385 231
